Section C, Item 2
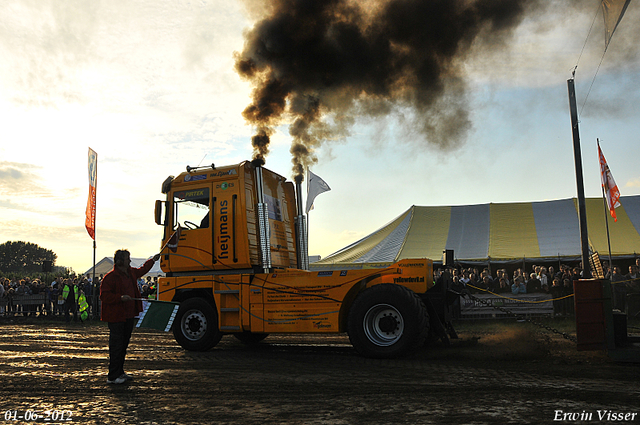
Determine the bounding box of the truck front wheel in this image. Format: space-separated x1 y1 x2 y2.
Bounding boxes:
173 297 222 351
347 284 429 358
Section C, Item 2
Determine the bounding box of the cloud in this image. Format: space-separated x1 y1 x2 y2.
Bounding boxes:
0 1 100 107
0 161 83 213
337 230 367 244
0 161 46 196
625 178 640 188
0 0 249 114
0 217 159 272
0 165 25 180
1 219 84 240
463 1 640 90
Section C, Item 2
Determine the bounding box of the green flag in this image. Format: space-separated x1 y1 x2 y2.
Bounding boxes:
136 300 180 332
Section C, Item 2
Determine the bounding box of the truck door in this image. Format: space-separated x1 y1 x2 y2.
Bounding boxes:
212 181 241 268
170 186 213 272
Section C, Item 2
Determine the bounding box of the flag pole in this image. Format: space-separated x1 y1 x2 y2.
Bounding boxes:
92 165 97 321
92 239 96 319
567 76 592 278
305 169 309 264
601 179 614 273
598 139 614 272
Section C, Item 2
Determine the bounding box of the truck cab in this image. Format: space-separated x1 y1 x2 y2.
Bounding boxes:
156 161 298 274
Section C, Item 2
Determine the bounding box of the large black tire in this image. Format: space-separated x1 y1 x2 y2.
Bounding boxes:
173 298 222 351
347 284 429 358
234 332 269 345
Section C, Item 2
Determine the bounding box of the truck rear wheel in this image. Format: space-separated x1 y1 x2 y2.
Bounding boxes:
173 297 222 351
347 284 429 358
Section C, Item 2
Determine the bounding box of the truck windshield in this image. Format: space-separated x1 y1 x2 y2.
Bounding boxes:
173 187 210 229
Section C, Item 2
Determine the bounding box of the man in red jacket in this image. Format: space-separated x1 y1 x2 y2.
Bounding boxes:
100 249 160 384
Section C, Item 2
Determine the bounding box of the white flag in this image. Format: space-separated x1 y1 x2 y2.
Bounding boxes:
306 170 331 214
602 0 631 51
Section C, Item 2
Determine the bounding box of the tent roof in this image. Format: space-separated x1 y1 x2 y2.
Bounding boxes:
316 195 640 265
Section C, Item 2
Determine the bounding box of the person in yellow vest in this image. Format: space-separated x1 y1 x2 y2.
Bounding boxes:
78 290 89 322
62 278 79 322
147 284 156 300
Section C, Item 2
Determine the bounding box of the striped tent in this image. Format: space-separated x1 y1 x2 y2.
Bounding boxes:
316 195 640 265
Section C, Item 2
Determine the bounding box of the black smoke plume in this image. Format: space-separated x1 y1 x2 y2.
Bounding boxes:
236 0 539 178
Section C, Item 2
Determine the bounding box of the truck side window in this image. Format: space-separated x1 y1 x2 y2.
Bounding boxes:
173 187 210 230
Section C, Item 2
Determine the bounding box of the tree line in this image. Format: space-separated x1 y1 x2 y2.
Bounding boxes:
0 241 58 274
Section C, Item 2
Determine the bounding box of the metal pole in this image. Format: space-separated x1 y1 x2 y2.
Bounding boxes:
567 78 592 278
600 175 614 275
92 239 97 319
598 139 614 276
294 177 308 270
255 166 272 273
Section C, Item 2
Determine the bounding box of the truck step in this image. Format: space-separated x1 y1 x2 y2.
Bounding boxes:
220 326 241 331
220 308 240 312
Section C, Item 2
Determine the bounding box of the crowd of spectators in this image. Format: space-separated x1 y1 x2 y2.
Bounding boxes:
608 261 640 312
0 275 99 320
0 274 161 320
436 258 640 316
441 264 578 295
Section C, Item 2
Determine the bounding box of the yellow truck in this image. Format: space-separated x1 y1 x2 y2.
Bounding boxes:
155 160 457 358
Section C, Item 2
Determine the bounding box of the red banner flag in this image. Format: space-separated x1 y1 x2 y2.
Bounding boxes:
85 148 97 239
159 226 182 254
598 142 620 222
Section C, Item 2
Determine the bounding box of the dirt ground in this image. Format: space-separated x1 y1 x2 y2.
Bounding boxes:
1 317 639 425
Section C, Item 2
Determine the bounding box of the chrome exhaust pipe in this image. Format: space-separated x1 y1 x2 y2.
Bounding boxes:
295 176 308 270
255 165 272 272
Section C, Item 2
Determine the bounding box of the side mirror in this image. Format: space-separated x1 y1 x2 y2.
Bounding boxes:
154 200 165 225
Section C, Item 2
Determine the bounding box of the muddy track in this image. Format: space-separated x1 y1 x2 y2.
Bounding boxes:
1 322 638 424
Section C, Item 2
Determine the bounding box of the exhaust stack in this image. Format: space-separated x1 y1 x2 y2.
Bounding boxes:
295 176 308 270
255 165 272 273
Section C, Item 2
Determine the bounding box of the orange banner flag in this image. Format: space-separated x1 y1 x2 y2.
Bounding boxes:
85 148 97 239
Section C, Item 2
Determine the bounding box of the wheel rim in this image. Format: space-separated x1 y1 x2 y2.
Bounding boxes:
363 304 404 346
181 309 208 341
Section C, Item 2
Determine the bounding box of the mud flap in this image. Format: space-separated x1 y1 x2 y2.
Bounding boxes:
423 297 449 346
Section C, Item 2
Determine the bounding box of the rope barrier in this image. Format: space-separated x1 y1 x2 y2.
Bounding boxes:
465 277 640 304
610 277 640 286
462 290 578 343
465 283 573 304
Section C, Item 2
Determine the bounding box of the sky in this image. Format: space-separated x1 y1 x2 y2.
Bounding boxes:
1 0 640 275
